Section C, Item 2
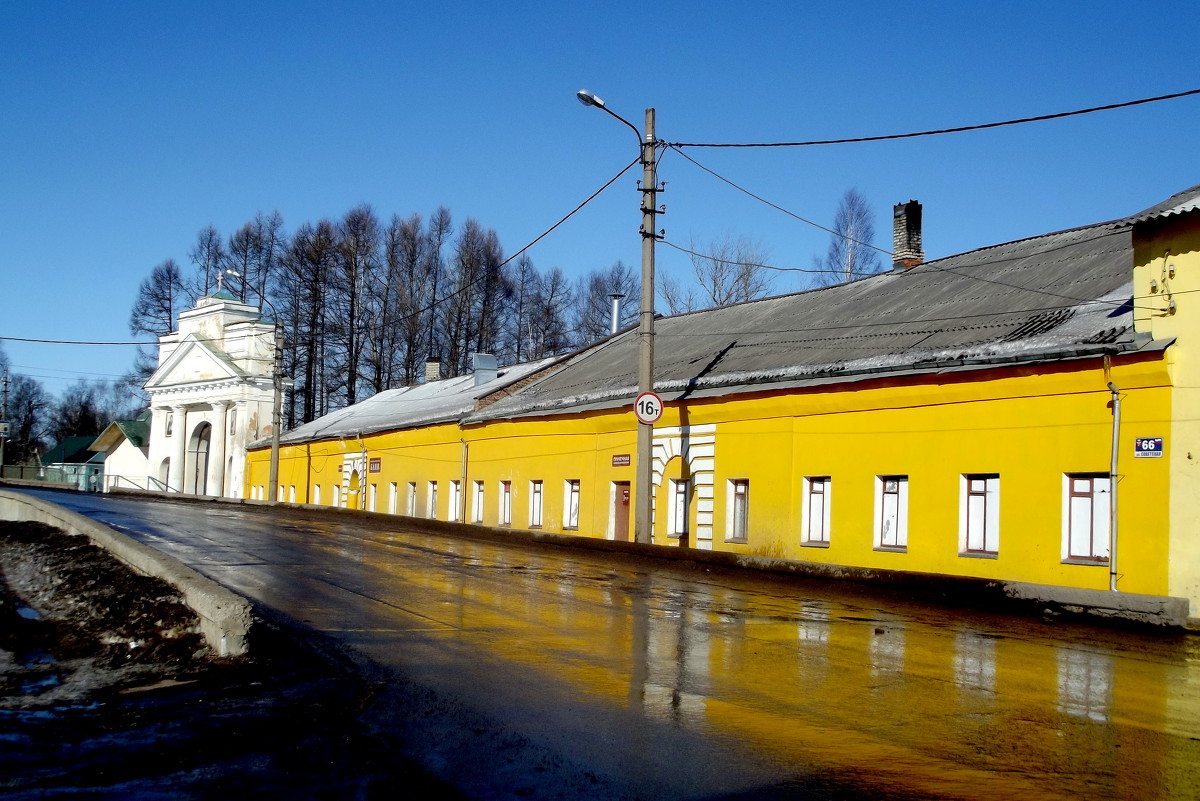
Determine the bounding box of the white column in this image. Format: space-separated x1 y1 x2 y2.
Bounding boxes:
228 400 249 498
207 402 229 497
168 405 187 492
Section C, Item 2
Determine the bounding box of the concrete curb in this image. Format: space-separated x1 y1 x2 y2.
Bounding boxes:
0 489 253 656
107 486 1192 630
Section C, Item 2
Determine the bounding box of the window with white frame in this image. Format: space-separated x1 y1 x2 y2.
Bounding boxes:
472 480 485 524
802 476 831 545
563 479 581 529
388 482 398 515
427 481 438 519
530 480 544 527
499 480 512 526
449 480 462 522
406 482 417 516
289 485 296 503
312 484 321 505
332 484 341 507
1063 474 1111 562
727 479 749 542
874 475 908 550
669 479 689 537
960 474 999 555
368 483 378 512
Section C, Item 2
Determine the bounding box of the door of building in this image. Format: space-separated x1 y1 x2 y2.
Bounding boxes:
613 482 631 542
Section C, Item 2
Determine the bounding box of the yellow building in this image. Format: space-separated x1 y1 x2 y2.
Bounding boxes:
247 185 1200 625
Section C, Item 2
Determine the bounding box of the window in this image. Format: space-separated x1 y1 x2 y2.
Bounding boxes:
277 485 284 502
472 480 485 524
427 481 438 519
499 481 512 526
229 409 237 436
564 479 581 529
960 474 999 555
874 475 908 550
406 482 417 516
530 480 544 527
449 480 462 522
388 482 398 515
165 414 173 437
368 483 378 512
312 484 321 505
332 485 341 507
727 479 749 542
802 476 831 545
1063 474 1111 562
288 485 296 503
669 479 689 537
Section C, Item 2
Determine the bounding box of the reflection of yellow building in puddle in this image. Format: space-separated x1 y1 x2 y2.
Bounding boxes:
247 184 1200 626
345 532 1192 799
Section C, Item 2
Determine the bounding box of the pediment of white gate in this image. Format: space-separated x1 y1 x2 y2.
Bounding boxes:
144 335 244 391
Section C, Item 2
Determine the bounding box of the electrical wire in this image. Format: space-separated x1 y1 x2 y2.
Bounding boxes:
0 156 642 353
665 88 1200 148
667 144 894 256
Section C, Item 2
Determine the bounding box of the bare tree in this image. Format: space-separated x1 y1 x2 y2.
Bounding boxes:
128 258 185 385
186 225 226 302
813 188 882 286
572 261 638 346
278 220 339 424
129 259 185 338
661 233 773 314
5 373 50 464
329 205 380 407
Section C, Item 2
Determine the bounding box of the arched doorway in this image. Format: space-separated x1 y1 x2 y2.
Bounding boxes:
188 423 212 495
348 469 361 509
157 458 170 490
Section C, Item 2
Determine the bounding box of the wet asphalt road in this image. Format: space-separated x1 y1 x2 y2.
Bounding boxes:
17 488 1200 800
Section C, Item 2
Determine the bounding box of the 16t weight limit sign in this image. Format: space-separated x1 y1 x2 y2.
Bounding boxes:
634 392 664 425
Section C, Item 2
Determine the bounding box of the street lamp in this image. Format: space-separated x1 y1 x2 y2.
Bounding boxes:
577 90 661 545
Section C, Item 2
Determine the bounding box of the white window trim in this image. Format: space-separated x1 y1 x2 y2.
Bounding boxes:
959 474 999 556
530 480 544 528
449 480 462 522
499 480 512 526
406 482 417 517
725 479 749 542
1062 473 1111 563
388 482 398 515
563 479 581 529
312 484 321 506
668 478 690 538
472 480 485 524
427 481 438 520
802 476 831 546
874 475 909 550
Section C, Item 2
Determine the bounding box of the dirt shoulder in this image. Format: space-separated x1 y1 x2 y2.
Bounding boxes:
0 520 461 799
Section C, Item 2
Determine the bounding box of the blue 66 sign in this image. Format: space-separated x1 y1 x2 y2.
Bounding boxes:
634 392 664 425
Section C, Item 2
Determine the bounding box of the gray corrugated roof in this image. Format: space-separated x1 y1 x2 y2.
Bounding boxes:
1123 183 1200 224
271 358 558 445
471 217 1149 422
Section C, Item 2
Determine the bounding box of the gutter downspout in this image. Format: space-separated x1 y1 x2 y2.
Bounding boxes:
460 439 469 523
1108 382 1121 592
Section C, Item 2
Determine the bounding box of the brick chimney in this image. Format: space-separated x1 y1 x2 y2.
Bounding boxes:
424 357 441 384
892 200 924 271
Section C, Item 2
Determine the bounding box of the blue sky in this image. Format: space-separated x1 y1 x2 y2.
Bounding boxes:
2 0 1197 399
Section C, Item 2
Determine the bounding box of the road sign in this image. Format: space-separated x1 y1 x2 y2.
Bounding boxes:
1135 437 1164 458
0 422 9 436
634 392 663 425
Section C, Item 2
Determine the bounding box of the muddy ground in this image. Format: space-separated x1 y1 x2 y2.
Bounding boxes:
0 520 463 800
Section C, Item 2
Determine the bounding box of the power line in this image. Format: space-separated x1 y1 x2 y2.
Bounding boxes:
667 145 895 256
665 88 1200 148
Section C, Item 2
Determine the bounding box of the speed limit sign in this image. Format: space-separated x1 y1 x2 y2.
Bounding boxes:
634 392 664 424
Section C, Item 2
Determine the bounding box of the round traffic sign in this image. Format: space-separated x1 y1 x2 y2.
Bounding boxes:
634 391 664 424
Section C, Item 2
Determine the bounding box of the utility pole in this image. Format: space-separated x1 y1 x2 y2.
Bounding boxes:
635 108 659 545
1 370 9 474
